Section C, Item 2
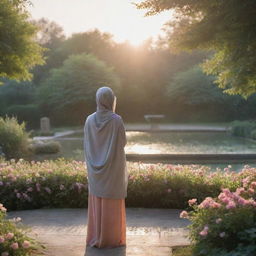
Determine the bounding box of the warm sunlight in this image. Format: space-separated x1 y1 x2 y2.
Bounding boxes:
28 0 172 45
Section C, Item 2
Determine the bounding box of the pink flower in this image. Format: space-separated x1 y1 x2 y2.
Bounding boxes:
59 184 65 190
27 187 33 192
0 181 3 186
215 218 222 224
199 225 209 237
1 252 9 256
10 242 19 250
235 187 245 195
200 230 208 236
16 193 21 199
0 236 5 243
248 188 254 194
180 210 189 219
188 198 197 206
0 205 7 212
5 233 14 240
22 240 30 249
167 188 172 193
44 187 51 194
226 201 236 209
219 232 226 238
251 181 256 188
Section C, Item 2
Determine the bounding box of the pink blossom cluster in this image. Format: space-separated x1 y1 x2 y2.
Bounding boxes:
218 187 256 209
198 197 221 209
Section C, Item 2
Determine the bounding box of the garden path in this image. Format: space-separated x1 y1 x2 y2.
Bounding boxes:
7 208 190 256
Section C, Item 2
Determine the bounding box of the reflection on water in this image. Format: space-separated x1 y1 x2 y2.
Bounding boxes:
31 131 256 171
125 131 256 154
54 131 256 159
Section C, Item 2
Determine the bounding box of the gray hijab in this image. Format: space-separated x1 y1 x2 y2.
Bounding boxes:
84 87 128 199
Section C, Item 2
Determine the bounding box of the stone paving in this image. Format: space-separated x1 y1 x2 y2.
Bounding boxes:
7 208 191 256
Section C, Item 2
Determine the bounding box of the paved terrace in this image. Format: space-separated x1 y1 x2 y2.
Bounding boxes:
7 208 190 256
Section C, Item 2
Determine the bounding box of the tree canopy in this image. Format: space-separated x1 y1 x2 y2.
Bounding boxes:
136 0 256 97
0 0 44 81
38 53 120 124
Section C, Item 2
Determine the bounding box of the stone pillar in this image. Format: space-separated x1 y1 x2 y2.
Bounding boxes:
40 117 51 133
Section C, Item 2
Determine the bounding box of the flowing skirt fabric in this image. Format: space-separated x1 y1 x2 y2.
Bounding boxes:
86 193 126 248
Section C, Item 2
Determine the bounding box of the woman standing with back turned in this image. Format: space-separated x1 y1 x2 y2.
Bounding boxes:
84 86 128 248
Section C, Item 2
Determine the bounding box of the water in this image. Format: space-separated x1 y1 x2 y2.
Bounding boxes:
42 131 256 171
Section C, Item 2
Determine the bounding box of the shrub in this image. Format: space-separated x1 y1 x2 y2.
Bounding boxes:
0 203 42 255
28 140 61 154
250 129 256 140
0 117 30 159
231 120 256 138
0 159 255 211
181 180 256 256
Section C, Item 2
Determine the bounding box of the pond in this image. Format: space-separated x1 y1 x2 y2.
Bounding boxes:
54 131 256 155
37 131 256 172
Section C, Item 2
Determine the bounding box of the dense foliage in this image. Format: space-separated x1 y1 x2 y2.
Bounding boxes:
0 0 43 81
1 159 255 211
136 0 256 97
181 176 256 255
38 53 120 124
231 120 256 140
0 117 29 159
1 16 256 126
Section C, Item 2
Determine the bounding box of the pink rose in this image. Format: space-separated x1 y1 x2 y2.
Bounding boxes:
0 236 5 243
188 198 197 206
22 240 30 249
10 242 19 250
226 201 236 209
5 233 14 240
180 210 189 219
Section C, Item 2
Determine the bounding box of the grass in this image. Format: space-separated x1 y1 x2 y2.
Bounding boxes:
172 245 193 256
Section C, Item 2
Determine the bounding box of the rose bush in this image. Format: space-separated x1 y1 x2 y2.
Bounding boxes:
180 179 256 256
1 158 255 210
0 203 41 255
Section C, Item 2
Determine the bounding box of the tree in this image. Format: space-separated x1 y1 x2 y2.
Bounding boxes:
136 0 256 97
0 0 44 81
167 66 241 121
31 18 65 84
38 53 120 124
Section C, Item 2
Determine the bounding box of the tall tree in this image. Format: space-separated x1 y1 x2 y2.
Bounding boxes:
0 0 44 81
136 0 256 97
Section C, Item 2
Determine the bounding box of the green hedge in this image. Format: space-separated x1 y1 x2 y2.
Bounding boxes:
231 120 256 139
28 140 61 154
1 159 255 211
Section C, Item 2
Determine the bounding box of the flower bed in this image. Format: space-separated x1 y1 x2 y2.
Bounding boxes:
1 159 255 211
0 203 41 255
180 179 256 256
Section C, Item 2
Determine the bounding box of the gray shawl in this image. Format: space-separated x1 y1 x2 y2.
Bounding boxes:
84 87 128 199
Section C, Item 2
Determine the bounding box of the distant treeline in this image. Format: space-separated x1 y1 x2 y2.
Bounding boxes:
0 19 256 128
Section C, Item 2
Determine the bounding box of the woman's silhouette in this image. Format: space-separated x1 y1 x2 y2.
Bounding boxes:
84 86 128 249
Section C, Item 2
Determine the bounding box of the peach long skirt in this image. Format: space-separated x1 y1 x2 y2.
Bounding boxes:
86 193 126 248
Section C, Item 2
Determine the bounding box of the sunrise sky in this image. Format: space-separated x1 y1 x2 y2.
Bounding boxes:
28 0 172 45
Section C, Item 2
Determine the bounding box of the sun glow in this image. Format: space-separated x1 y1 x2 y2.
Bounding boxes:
28 0 172 46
